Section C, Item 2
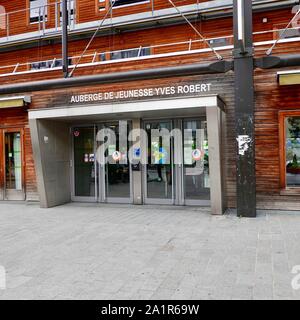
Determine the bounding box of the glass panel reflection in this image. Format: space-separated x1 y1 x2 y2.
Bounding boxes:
145 121 173 200
183 119 210 200
5 132 22 190
104 121 131 199
285 117 300 186
74 127 95 197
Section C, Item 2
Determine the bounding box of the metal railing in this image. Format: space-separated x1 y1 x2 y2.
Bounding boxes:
0 0 207 40
0 25 299 78
0 0 76 39
0 34 232 77
0 0 293 42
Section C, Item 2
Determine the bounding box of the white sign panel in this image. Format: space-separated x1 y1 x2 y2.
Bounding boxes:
237 135 252 156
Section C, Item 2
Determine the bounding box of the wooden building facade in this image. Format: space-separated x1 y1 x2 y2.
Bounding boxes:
0 0 300 212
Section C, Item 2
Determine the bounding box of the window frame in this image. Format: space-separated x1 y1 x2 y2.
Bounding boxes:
28 0 48 25
1 128 25 194
96 0 150 13
273 23 300 40
279 110 300 190
58 0 76 26
109 46 151 60
111 0 150 9
97 0 107 12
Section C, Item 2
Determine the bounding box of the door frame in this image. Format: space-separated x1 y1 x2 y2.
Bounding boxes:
70 124 98 202
70 122 133 204
143 119 175 205
97 121 133 204
0 129 3 200
142 117 211 206
1 127 25 201
182 117 211 206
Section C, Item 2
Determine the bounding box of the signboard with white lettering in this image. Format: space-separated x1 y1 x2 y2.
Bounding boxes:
69 83 212 104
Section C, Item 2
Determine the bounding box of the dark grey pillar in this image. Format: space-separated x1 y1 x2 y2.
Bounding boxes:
62 0 69 78
233 0 256 217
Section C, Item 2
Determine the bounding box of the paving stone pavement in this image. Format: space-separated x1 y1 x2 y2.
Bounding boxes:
0 202 300 300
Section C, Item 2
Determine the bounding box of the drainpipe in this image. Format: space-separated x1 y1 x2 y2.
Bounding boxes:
62 0 69 78
233 0 256 218
0 60 233 95
255 54 300 69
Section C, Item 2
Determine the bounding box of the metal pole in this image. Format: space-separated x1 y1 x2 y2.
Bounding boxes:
233 0 256 218
62 0 69 78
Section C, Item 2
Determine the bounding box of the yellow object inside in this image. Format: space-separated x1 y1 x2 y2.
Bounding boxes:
279 74 300 86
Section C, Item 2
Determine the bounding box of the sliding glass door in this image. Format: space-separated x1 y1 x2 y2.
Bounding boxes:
183 119 210 205
143 118 210 206
72 126 96 201
72 122 132 203
144 120 174 204
1 129 25 201
98 121 132 203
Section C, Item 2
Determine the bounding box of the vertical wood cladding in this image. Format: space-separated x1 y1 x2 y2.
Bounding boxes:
255 69 300 210
0 107 38 201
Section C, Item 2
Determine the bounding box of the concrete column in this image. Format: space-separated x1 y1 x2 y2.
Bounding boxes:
206 106 225 215
29 119 71 208
131 118 143 204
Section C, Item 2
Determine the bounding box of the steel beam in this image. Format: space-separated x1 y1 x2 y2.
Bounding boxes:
233 0 256 218
62 0 69 78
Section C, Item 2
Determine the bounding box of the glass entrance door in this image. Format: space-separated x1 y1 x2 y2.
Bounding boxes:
143 118 210 206
0 129 3 200
97 121 132 203
73 126 96 201
144 121 174 204
2 130 25 201
72 122 132 203
182 119 210 205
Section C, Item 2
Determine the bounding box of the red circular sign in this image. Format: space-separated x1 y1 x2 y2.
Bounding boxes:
74 130 80 137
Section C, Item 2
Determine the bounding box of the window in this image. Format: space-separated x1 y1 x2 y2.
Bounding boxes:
110 0 149 8
98 0 106 11
278 28 300 39
30 58 71 70
29 0 47 23
5 132 22 190
59 0 75 25
275 23 300 40
30 60 52 70
208 37 231 48
284 116 300 187
279 112 300 190
109 47 150 60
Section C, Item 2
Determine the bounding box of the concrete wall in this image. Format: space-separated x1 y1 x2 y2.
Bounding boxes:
29 119 71 208
206 106 226 215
